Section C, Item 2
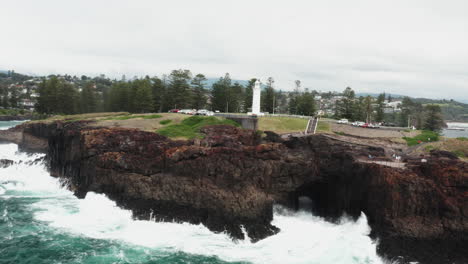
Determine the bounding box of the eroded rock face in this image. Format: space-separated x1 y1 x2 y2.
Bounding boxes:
289 136 468 264
0 159 14 168
47 124 319 241
2 121 467 263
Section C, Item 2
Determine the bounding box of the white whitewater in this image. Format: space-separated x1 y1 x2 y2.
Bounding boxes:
0 141 386 264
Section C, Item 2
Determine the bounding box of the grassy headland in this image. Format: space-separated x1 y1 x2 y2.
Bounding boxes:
258 117 308 134
403 131 439 146
157 116 239 139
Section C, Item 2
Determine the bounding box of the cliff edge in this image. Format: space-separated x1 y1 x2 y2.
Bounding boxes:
1 121 466 264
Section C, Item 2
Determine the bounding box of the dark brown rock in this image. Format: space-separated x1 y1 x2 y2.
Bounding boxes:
0 159 14 168
2 120 467 263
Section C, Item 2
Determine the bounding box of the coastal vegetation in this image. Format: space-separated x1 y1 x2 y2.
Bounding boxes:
422 138 468 159
333 88 446 131
157 116 239 139
159 119 172 125
257 117 308 134
103 114 162 121
403 130 440 146
0 70 461 130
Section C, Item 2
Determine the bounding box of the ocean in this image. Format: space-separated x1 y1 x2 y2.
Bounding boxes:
443 122 468 138
0 121 384 264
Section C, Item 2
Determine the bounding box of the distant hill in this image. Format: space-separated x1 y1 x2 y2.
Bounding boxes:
0 70 7 74
356 92 406 98
204 78 249 89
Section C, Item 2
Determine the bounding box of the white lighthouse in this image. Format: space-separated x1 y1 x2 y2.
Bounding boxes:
250 79 262 115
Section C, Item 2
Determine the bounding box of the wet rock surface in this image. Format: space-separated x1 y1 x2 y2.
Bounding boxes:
0 159 14 168
1 121 467 263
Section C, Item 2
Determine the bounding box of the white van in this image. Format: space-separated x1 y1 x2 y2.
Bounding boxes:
337 119 349 124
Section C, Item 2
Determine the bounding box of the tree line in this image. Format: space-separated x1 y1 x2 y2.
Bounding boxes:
333 87 444 131
35 69 317 116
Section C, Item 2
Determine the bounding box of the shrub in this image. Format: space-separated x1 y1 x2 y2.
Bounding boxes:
424 145 436 152
159 119 172 125
403 130 439 146
453 150 465 158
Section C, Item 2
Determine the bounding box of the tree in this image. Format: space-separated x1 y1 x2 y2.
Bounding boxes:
191 74 207 109
8 86 20 108
363 96 373 123
262 77 275 113
424 104 444 131
152 76 166 112
106 82 131 112
336 87 355 119
375 93 385 122
229 82 243 113
297 89 316 116
166 70 192 109
400 97 424 128
0 84 8 108
36 77 59 114
56 81 78 114
288 80 301 114
80 82 98 113
243 78 256 113
132 79 154 113
211 73 231 112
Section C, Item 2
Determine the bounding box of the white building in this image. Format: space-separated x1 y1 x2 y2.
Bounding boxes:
249 79 263 115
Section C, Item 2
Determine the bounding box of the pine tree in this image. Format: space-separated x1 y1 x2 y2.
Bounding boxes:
133 79 154 113
424 104 444 131
56 81 78 114
191 74 207 109
152 76 166 112
363 96 373 123
211 73 231 112
262 77 275 113
288 80 301 114
375 93 386 122
80 82 98 113
339 87 356 119
166 70 192 109
229 82 243 113
297 89 316 116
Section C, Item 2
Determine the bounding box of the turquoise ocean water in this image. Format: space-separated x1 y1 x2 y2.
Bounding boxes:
0 121 384 264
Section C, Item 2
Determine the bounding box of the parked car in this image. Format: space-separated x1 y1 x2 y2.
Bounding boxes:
179 109 196 115
352 121 365 127
168 109 179 113
337 119 349 124
380 122 396 127
195 109 214 116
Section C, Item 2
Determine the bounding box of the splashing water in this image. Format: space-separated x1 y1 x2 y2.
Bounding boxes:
0 122 386 264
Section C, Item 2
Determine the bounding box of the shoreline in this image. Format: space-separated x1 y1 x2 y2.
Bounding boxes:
0 119 467 264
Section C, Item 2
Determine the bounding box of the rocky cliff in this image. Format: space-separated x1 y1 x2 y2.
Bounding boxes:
1 121 467 264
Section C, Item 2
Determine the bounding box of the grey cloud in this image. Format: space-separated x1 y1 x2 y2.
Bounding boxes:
0 0 467 101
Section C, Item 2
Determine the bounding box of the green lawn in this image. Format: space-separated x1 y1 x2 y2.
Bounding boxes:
258 117 308 133
157 116 240 139
316 120 331 133
103 114 162 120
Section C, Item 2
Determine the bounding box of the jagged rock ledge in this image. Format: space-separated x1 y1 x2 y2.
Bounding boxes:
0 121 467 264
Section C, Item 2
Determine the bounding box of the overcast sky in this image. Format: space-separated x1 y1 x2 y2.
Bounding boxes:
1 0 467 101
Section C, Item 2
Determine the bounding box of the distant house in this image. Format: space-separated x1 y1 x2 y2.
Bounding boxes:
385 100 402 112
19 99 35 109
